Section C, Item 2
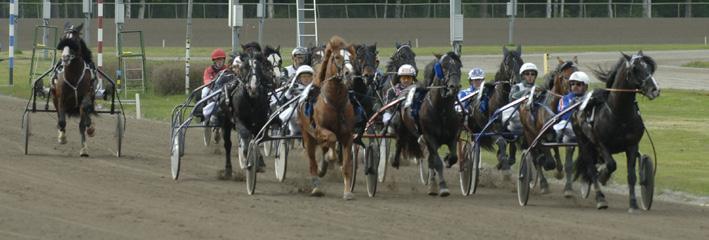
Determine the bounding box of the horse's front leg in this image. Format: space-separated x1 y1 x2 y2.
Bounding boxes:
218 122 234 180
597 144 617 186
57 109 67 145
78 113 89 157
340 138 355 200
427 139 449 197
625 145 640 213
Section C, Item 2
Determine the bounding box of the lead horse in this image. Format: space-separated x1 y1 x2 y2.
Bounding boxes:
53 23 96 157
573 51 659 211
297 36 357 200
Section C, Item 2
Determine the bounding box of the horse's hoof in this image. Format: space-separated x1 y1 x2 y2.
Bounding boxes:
58 137 67 145
501 169 512 181
80 153 89 157
317 159 328 178
628 207 640 214
540 186 550 195
217 169 234 180
86 127 95 137
554 171 564 180
597 201 609 210
439 188 450 197
310 188 324 197
343 192 355 200
428 184 439 196
563 189 575 198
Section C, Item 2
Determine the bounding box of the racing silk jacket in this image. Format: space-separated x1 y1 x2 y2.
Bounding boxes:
457 85 477 109
558 92 583 121
203 64 227 85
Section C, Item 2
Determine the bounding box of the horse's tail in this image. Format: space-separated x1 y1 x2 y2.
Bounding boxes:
573 132 597 183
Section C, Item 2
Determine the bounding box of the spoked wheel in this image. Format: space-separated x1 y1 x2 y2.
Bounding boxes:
170 129 184 180
349 144 361 193
639 154 655 210
459 141 472 196
470 142 482 195
274 138 288 182
517 150 533 206
377 138 389 183
263 127 279 157
580 178 592 199
115 114 125 157
365 143 379 197
21 111 31 155
245 143 260 195
202 121 211 146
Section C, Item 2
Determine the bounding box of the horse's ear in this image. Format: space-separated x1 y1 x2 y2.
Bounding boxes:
395 42 400 49
276 45 280 51
433 53 442 59
407 40 412 46
75 23 84 33
516 45 522 54
64 22 71 30
503 46 509 55
557 56 564 64
637 50 644 56
573 56 579 64
621 52 631 61
347 44 357 58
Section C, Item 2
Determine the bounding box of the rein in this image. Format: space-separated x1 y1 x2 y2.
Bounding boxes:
603 88 641 93
60 60 92 106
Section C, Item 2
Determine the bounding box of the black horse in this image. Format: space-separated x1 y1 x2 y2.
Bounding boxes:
216 52 273 179
393 52 462 196
573 51 660 211
349 43 380 133
466 46 524 174
53 23 97 157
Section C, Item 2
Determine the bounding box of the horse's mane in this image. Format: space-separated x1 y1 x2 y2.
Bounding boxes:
442 51 461 64
241 42 262 52
386 44 416 71
56 37 93 64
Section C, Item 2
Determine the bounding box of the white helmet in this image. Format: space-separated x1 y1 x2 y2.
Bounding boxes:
569 71 591 85
468 68 485 80
519 63 539 75
291 47 308 56
397 64 416 77
294 65 314 78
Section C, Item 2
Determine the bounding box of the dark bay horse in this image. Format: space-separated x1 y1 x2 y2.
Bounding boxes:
53 23 96 157
465 46 524 174
518 57 577 194
349 43 379 133
572 51 659 211
297 36 357 200
216 52 273 179
394 52 462 196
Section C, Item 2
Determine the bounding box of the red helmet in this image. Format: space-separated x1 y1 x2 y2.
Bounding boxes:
211 48 226 60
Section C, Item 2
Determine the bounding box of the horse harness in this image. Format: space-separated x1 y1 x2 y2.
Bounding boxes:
54 61 95 107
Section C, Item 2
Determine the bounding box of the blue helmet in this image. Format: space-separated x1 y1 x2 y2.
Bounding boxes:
468 68 485 80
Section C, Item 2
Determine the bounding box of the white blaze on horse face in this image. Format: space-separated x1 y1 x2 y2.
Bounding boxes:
269 54 283 78
62 46 72 65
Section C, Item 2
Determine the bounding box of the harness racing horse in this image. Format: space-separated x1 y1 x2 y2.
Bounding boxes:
263 45 287 88
467 46 524 174
393 52 462 196
573 51 659 211
297 36 358 200
349 43 380 134
518 57 577 195
53 23 97 157
216 52 273 179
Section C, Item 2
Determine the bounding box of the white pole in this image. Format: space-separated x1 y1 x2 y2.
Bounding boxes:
185 0 193 95
705 36 707 46
97 0 105 94
9 0 17 85
135 93 141 119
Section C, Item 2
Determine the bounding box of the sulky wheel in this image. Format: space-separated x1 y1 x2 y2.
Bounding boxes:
517 150 533 206
245 143 260 195
459 141 473 196
115 114 125 157
170 129 183 180
21 111 31 155
377 138 389 183
580 179 592 199
365 143 379 197
470 141 482 195
202 121 212 146
639 154 655 210
349 144 361 193
274 138 289 182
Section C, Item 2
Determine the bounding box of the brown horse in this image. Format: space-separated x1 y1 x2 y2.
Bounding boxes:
53 23 96 157
297 36 357 200
518 57 578 194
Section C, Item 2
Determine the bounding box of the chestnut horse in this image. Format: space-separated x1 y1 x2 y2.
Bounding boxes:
53 23 96 157
297 36 357 200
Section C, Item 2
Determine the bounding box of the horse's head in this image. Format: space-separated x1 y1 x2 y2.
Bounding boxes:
390 42 417 72
623 51 660 100
308 45 325 66
319 37 356 85
264 45 284 79
552 56 579 94
241 42 262 55
57 23 89 67
433 52 463 98
498 45 524 85
354 43 379 84
237 52 271 97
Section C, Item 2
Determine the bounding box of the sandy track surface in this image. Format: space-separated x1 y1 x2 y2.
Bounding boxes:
1 95 707 240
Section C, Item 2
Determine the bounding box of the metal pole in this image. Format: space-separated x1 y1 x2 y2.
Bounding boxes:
9 0 17 85
258 0 265 45
508 0 516 45
97 0 104 93
185 0 193 95
83 0 91 44
43 0 50 59
450 0 462 56
229 0 241 55
116 0 124 57
296 0 304 47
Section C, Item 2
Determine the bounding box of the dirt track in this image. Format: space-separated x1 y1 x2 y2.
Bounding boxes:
1 94 707 240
